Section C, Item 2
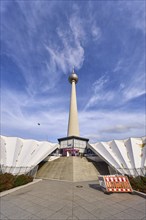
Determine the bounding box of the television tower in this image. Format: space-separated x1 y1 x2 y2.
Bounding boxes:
67 68 80 137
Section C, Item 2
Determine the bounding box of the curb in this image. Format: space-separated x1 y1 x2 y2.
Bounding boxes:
133 190 146 199
0 179 42 197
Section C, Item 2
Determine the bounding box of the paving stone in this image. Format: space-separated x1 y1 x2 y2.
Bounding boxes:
48 212 69 220
123 207 146 219
73 206 97 220
4 209 34 220
59 205 73 216
0 179 145 220
91 208 112 219
34 207 55 219
23 203 45 214
67 216 79 220
0 213 9 219
111 211 141 219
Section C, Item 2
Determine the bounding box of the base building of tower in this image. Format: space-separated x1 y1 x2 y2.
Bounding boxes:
58 136 89 156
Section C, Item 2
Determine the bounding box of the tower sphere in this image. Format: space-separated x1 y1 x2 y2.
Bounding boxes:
68 69 78 84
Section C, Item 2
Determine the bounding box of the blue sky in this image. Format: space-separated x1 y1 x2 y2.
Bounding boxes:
1 0 145 143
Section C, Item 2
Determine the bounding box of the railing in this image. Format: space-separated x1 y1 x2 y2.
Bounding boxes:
0 164 38 177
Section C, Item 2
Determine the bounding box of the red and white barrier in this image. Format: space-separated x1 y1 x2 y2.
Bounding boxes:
98 175 133 193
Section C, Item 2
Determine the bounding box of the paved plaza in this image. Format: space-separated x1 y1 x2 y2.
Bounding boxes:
0 179 146 220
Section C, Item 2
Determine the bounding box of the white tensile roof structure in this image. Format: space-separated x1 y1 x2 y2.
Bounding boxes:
0 135 58 175
0 135 146 176
90 136 146 176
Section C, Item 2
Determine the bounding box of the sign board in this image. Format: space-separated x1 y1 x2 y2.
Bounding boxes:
98 175 133 193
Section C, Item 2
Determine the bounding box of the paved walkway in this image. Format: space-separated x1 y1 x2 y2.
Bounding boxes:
0 179 146 220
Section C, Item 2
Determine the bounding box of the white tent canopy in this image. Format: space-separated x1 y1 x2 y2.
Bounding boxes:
0 136 58 175
90 137 146 176
0 135 145 176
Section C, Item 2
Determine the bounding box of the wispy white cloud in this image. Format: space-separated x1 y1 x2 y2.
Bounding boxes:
122 59 145 101
2 89 145 143
1 1 102 96
1 89 68 141
113 59 123 73
92 76 108 93
0 1 9 13
123 88 145 101
118 1 145 32
100 124 142 134
85 50 145 110
69 11 86 43
91 23 102 41
45 5 102 74
1 1 62 95
45 41 84 74
1 1 145 143
79 110 145 142
84 75 114 109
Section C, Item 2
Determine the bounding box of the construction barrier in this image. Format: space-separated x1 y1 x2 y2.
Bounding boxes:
98 175 133 193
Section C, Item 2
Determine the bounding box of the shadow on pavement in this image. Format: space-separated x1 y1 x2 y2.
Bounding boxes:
89 184 111 195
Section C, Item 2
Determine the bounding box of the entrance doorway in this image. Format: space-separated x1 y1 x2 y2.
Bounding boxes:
63 148 79 156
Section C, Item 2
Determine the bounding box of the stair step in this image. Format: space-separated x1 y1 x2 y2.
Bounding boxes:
36 156 109 182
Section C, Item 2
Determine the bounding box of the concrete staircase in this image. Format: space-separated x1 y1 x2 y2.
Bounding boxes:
36 156 109 182
73 157 99 181
36 157 73 181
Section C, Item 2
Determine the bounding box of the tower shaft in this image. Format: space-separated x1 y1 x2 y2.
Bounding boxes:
67 80 80 136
